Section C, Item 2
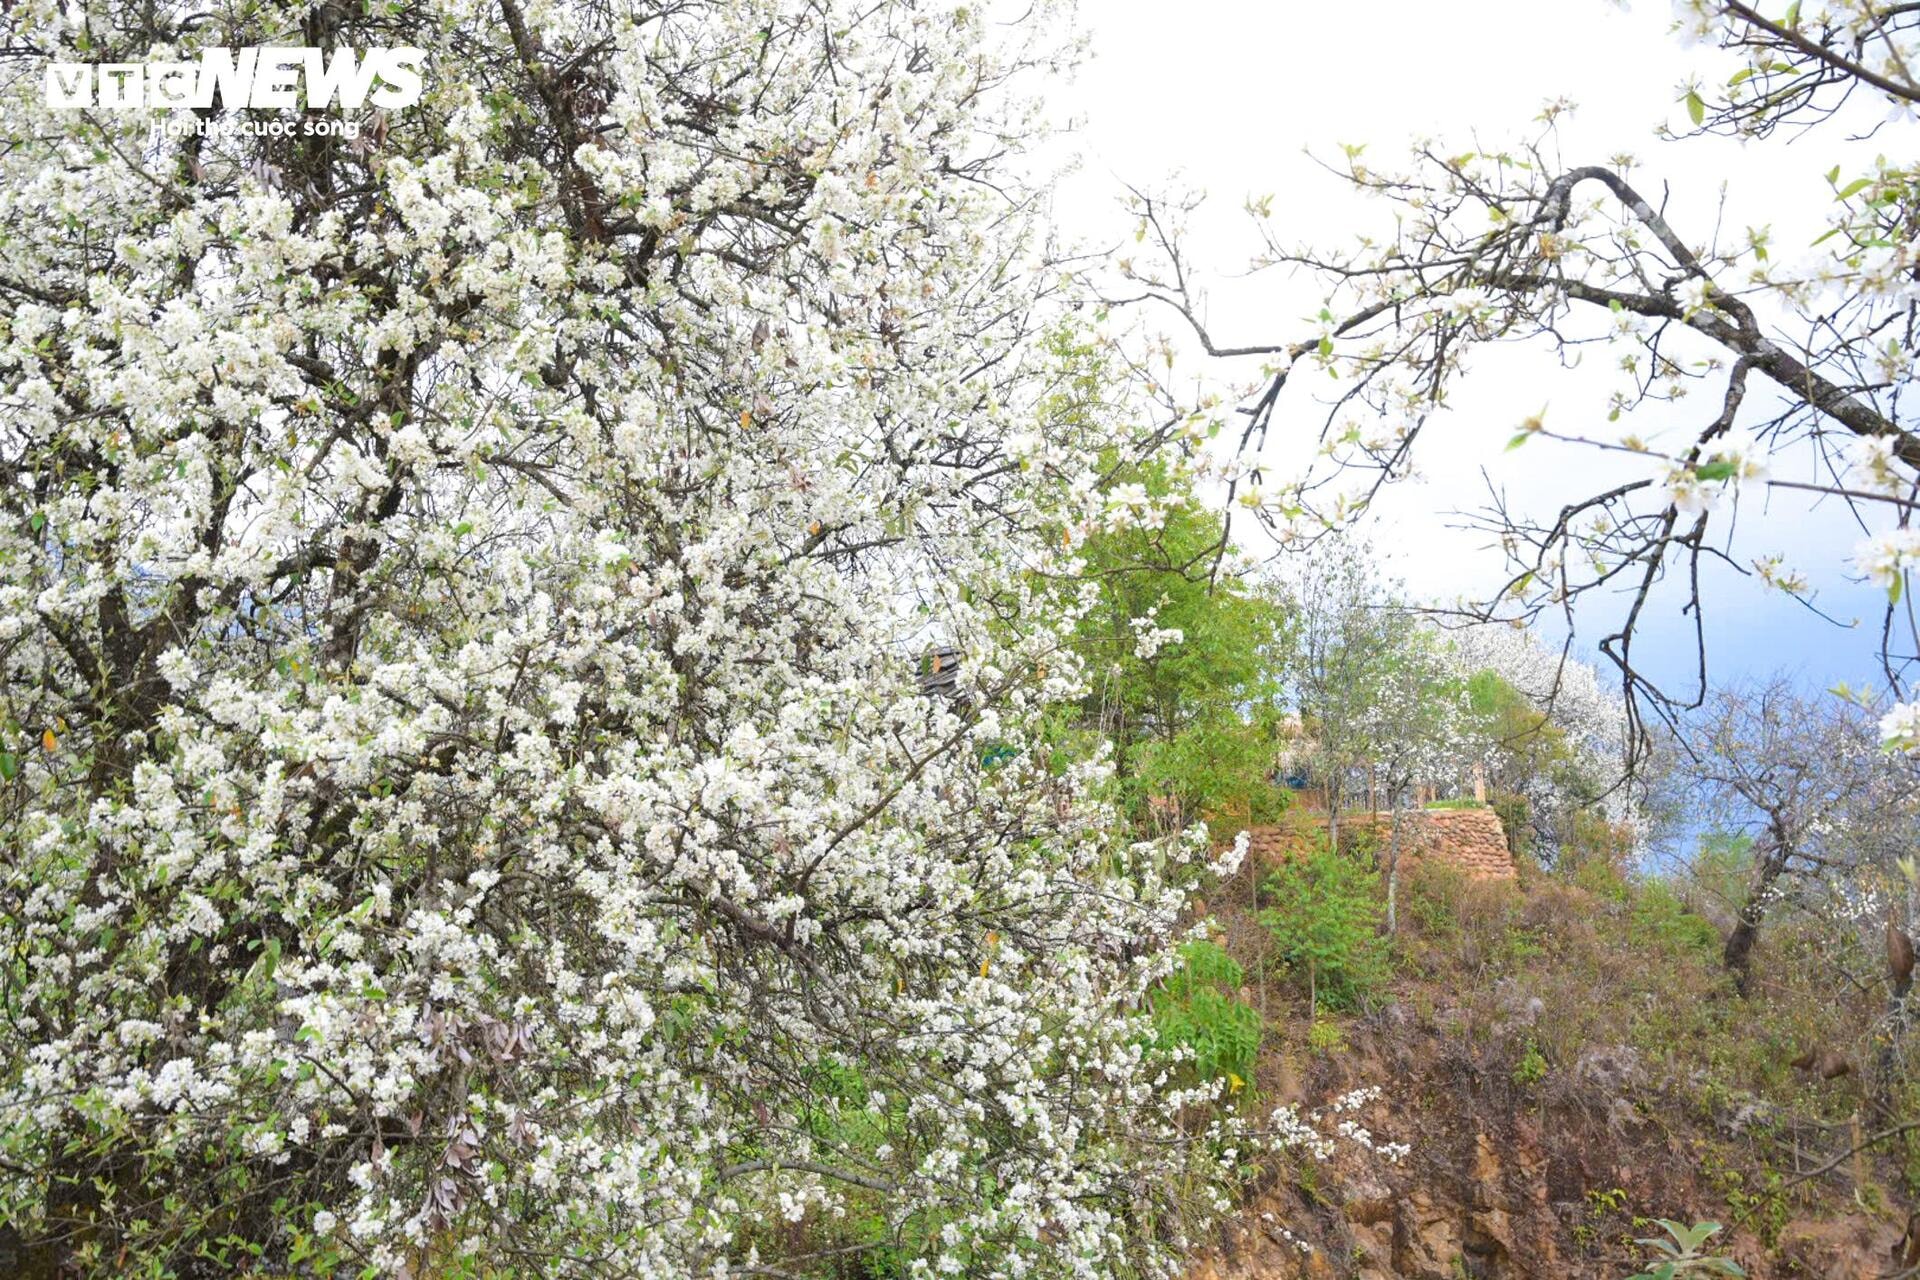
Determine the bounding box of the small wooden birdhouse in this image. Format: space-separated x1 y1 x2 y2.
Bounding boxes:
917 645 962 699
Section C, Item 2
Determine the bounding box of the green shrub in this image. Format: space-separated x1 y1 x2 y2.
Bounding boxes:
1488 789 1532 862
1150 940 1263 1086
1571 857 1631 903
1513 1039 1548 1087
1260 845 1390 1014
1306 1016 1346 1056
1404 860 1466 940
1629 880 1721 958
1625 1221 1747 1279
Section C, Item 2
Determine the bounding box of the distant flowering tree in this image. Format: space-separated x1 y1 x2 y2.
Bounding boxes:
1279 540 1472 930
1677 680 1920 994
0 1 1358 1275
1120 0 1920 758
1449 623 1648 866
1349 623 1472 934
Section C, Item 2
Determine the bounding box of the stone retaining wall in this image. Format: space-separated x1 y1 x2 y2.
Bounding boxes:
1238 806 1517 881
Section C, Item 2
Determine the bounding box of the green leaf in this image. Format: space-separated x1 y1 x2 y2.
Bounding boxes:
1692 460 1738 482
1685 90 1706 126
1506 433 1531 451
0 753 16 782
1836 177 1872 200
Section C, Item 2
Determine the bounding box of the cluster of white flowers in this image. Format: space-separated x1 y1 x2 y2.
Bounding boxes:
1656 430 1772 515
1669 0 1721 47
1848 434 1915 498
0 0 1305 1275
1131 606 1186 660
1884 701 1920 753
1854 528 1920 590
1103 480 1171 531
1260 1087 1407 1167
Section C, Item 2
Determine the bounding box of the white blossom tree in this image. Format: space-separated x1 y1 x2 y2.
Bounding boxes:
1677 680 1920 994
1119 0 1920 759
1449 622 1649 866
1278 541 1473 931
0 2 1298 1275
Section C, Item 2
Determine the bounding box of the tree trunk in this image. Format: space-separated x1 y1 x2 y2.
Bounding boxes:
1326 775 1341 853
1722 915 1760 996
1723 837 1788 997
1384 811 1404 936
1875 910 1916 1117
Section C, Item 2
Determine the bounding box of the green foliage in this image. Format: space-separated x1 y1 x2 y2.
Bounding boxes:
1487 789 1532 862
1512 1039 1548 1087
1625 1220 1746 1279
1259 845 1389 1013
1585 1186 1627 1215
1571 857 1631 903
1028 331 1296 833
1402 859 1466 939
1628 881 1721 959
1689 831 1754 913
1467 667 1626 869
1562 805 1638 872
1305 1016 1346 1056
1286 546 1467 824
1068 465 1293 828
1469 668 1575 800
1700 1156 1788 1251
1150 940 1263 1087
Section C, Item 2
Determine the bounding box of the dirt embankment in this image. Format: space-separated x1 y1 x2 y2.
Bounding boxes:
1177 818 1920 1280
1186 1006 1905 1280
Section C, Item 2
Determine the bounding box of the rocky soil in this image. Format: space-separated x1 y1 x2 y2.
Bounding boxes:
1185 1005 1907 1279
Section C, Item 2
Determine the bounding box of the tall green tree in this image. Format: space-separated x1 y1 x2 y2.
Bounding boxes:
1069 465 1294 831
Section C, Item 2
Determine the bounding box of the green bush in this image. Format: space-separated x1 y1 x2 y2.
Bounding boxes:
1513 1039 1548 1087
1487 788 1533 862
1306 1016 1347 1056
1571 857 1631 903
1404 860 1467 939
1150 940 1263 1086
1260 845 1390 1014
1629 880 1721 958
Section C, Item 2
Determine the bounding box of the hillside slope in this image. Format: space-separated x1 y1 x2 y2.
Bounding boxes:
1182 856 1915 1279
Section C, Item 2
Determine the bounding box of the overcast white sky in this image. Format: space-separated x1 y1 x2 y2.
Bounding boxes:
1043 0 1903 699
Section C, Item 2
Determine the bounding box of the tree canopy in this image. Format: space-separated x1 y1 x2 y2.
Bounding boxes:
0 3 1277 1275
